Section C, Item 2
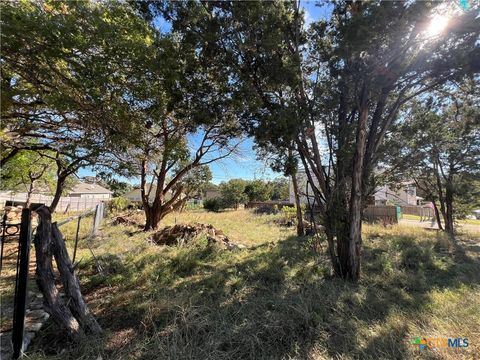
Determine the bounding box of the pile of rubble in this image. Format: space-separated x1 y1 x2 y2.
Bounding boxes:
149 223 245 250
111 210 145 227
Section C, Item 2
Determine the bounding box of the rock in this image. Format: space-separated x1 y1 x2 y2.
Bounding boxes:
26 309 49 321
26 321 44 332
23 332 35 350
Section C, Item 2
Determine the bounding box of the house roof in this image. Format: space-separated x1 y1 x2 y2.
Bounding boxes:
69 182 113 195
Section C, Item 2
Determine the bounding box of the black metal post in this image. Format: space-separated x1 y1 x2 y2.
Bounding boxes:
12 208 32 360
0 212 7 275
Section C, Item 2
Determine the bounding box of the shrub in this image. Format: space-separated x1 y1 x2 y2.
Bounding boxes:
110 196 130 212
203 197 222 212
219 179 248 209
281 205 297 224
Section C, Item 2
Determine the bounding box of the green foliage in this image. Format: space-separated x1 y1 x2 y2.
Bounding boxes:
110 197 130 212
385 80 480 228
280 205 303 225
1 1 154 166
0 150 57 193
244 180 272 202
281 206 297 222
269 178 289 201
203 198 222 212
218 179 248 209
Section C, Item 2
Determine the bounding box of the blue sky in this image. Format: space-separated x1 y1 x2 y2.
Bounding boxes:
79 2 331 185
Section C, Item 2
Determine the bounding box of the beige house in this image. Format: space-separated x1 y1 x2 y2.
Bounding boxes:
124 186 185 203
69 182 113 199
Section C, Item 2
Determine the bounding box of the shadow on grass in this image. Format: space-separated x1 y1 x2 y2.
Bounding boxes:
28 231 480 360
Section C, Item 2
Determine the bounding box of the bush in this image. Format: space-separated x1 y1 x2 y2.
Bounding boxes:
219 179 248 209
110 196 130 212
203 198 222 212
281 205 297 224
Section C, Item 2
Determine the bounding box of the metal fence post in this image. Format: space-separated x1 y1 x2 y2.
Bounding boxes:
0 212 7 275
12 208 32 360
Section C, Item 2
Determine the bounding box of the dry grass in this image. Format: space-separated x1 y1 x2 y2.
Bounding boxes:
18 210 480 359
161 209 296 246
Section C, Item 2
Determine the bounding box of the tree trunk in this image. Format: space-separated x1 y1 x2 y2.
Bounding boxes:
49 174 67 213
444 181 455 236
432 201 444 230
144 205 163 231
34 207 83 340
34 206 101 338
25 182 34 208
346 107 369 281
51 222 102 334
291 173 305 237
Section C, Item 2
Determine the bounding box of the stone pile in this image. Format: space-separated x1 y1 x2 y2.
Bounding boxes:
1 291 50 359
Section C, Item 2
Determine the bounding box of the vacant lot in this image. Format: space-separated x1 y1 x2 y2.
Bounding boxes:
25 209 480 359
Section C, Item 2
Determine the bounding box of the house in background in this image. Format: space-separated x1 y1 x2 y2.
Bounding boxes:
68 182 113 199
204 188 220 200
373 183 420 206
124 186 185 204
0 181 112 211
289 170 421 207
124 187 154 203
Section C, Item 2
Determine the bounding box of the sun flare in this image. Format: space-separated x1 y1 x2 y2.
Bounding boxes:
426 14 449 36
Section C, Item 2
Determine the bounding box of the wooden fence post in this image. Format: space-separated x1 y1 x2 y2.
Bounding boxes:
72 216 82 263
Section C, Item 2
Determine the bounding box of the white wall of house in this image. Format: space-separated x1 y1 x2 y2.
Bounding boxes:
70 193 111 199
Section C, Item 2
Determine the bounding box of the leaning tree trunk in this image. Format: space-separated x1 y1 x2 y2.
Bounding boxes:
432 201 444 230
51 222 102 333
34 207 83 340
291 173 305 237
34 206 102 338
49 174 67 213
